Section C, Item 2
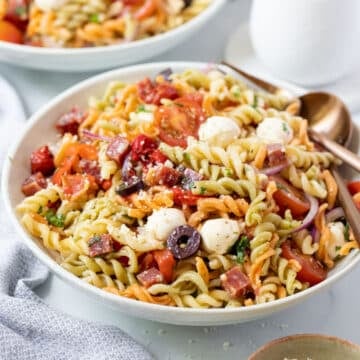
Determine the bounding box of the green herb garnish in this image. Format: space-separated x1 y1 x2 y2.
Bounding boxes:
235 235 250 264
224 168 233 177
136 104 151 113
15 6 27 17
275 182 287 191
344 222 350 242
282 122 289 133
199 186 207 195
37 205 43 214
183 152 190 162
88 234 102 246
45 210 65 228
182 179 195 190
232 89 241 99
137 104 146 112
335 246 342 252
252 94 258 108
89 13 100 23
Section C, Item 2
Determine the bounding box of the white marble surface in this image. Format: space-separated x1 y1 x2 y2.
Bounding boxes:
1 1 360 359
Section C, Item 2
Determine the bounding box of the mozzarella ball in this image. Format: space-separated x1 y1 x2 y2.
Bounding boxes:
327 221 346 259
199 116 240 147
256 117 293 144
145 208 186 243
35 0 68 11
200 218 241 254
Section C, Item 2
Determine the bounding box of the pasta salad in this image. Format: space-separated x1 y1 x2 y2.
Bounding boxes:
17 67 359 308
0 0 209 47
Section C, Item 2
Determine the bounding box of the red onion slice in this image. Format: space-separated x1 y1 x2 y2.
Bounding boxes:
158 68 173 81
82 130 112 142
293 194 319 233
261 161 289 176
325 207 345 223
310 225 320 243
181 168 203 190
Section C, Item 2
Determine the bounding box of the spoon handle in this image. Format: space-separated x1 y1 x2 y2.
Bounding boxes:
332 169 360 244
221 61 280 94
309 129 360 172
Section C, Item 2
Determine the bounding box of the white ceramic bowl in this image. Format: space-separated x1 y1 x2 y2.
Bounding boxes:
249 334 360 360
0 1 226 72
2 62 360 326
249 0 360 86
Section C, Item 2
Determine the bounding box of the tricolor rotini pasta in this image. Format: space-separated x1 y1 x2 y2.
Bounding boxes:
0 0 210 48
17 66 358 309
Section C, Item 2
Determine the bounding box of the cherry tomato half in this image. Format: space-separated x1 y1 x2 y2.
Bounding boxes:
281 241 327 286
0 20 23 44
155 95 206 148
270 176 310 217
273 189 310 217
347 180 360 196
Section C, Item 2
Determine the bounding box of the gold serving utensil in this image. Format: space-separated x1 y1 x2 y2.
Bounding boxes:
222 61 360 243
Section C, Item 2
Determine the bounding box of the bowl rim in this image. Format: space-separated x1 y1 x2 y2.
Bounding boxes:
248 333 360 359
0 0 226 55
2 61 360 322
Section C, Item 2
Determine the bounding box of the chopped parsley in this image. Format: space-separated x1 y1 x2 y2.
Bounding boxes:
37 205 43 214
15 6 27 16
45 210 65 228
183 152 190 162
234 235 250 264
275 181 287 191
335 246 342 252
232 88 241 99
88 234 102 246
334 255 342 262
89 13 100 23
136 104 151 113
282 122 289 133
182 177 195 190
344 222 350 242
252 94 258 108
224 168 233 177
199 186 207 195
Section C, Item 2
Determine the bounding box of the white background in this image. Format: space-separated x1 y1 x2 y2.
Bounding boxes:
1 1 360 359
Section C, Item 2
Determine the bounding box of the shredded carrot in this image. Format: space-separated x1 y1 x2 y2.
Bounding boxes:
252 144 267 169
135 0 159 20
321 170 338 209
195 256 210 285
249 249 276 289
315 203 334 268
339 241 359 256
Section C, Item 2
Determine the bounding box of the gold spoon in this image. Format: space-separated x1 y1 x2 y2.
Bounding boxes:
221 62 359 165
222 61 360 243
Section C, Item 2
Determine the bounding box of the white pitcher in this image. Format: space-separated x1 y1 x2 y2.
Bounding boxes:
250 0 360 86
